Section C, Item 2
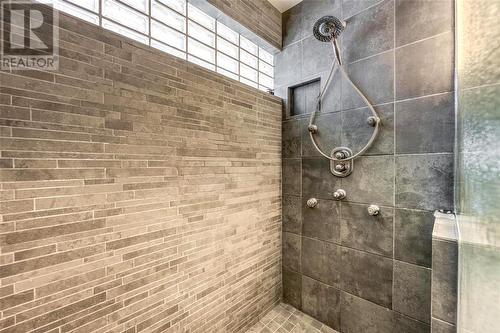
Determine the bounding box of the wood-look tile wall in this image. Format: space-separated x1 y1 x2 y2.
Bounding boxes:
0 9 282 333
207 0 282 50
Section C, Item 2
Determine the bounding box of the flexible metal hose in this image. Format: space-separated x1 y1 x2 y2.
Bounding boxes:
308 39 380 162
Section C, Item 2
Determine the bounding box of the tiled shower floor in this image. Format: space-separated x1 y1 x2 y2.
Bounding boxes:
246 303 338 333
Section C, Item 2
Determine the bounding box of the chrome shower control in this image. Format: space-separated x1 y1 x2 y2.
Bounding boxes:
333 189 346 200
306 198 318 208
367 205 380 216
331 147 353 177
335 164 346 171
335 151 346 159
308 124 318 133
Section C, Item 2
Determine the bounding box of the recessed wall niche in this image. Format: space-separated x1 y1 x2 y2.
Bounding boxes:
288 78 320 117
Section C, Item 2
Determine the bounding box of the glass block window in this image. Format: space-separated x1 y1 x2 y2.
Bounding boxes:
48 0 275 91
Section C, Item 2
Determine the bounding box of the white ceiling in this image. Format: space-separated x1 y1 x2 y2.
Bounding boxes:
268 0 303 13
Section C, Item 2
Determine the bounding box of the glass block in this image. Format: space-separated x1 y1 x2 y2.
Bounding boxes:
259 72 274 89
66 0 98 13
120 0 148 13
102 19 149 44
240 36 258 55
188 4 215 31
259 60 273 77
188 21 215 47
55 1 99 24
259 47 274 65
103 0 148 34
157 0 186 15
217 52 238 73
217 67 239 80
240 63 258 81
240 77 258 88
188 55 216 71
240 49 258 68
188 38 215 63
151 40 186 60
216 37 238 59
217 22 238 44
152 1 186 33
151 21 186 50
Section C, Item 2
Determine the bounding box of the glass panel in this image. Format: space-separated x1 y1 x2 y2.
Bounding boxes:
240 77 258 88
157 0 186 15
259 72 273 89
120 0 148 13
217 67 239 80
188 4 215 31
240 63 257 81
103 0 148 34
151 40 186 60
152 1 186 33
240 49 257 68
217 52 238 73
188 55 215 70
55 1 99 24
259 60 273 77
240 36 258 55
216 37 238 59
151 21 186 50
102 19 149 44
188 21 215 47
65 0 98 13
217 22 238 44
188 38 215 63
259 47 273 65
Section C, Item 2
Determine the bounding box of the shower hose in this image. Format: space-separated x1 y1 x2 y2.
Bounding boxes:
307 39 381 162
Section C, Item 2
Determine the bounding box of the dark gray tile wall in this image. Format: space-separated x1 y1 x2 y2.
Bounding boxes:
277 0 454 331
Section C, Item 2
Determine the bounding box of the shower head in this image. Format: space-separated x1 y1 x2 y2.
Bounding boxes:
313 16 346 42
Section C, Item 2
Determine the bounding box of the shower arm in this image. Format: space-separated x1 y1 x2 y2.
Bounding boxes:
308 39 380 162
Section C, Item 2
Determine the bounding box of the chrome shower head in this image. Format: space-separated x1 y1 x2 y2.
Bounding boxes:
313 16 346 42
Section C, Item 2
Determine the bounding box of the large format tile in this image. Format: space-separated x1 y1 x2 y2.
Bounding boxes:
340 292 393 333
395 0 453 46
302 198 341 243
320 69 343 113
283 158 302 196
340 202 393 257
301 237 341 287
342 0 383 19
301 276 341 330
275 42 303 87
341 0 394 63
302 35 335 78
301 112 342 157
394 208 434 268
342 50 394 110
283 232 302 272
283 195 302 234
431 318 455 333
341 155 394 206
282 3 303 48
393 261 431 323
341 103 394 156
340 247 393 307
395 93 454 154
283 119 301 158
302 157 341 199
394 312 431 333
396 32 454 100
283 269 302 309
395 154 454 211
431 238 458 324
